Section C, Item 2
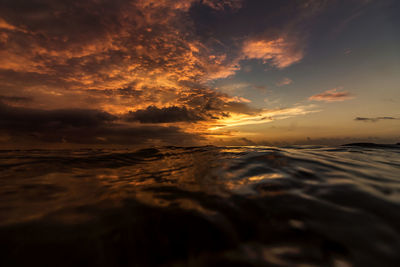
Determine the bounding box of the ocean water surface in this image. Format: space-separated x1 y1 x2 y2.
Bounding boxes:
1 145 400 266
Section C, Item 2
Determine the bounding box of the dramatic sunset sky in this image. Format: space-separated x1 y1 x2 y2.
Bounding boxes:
0 0 399 147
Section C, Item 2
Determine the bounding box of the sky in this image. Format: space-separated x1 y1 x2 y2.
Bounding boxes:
0 0 399 147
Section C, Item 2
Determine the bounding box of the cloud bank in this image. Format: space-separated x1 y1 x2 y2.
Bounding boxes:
0 102 198 146
355 117 398 122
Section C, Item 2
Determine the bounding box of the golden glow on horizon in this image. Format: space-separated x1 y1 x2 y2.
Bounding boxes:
209 105 319 131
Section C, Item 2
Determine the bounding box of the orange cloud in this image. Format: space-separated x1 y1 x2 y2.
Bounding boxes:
242 37 304 69
0 18 17 31
309 88 354 102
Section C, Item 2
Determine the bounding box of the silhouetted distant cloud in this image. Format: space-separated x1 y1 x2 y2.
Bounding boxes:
0 102 117 130
0 102 198 145
309 88 354 102
125 106 204 123
0 95 32 103
354 117 398 122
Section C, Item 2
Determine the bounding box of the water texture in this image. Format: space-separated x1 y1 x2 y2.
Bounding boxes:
0 145 400 266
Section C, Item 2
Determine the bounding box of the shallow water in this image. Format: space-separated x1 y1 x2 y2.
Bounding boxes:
1 145 400 266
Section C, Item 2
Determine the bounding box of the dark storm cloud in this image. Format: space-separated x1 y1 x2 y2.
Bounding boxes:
125 106 204 123
354 117 398 122
0 102 198 145
0 101 117 131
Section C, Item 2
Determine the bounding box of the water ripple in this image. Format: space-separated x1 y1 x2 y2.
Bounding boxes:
0 145 399 266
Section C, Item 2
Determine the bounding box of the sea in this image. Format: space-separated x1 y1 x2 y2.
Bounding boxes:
1 144 400 266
